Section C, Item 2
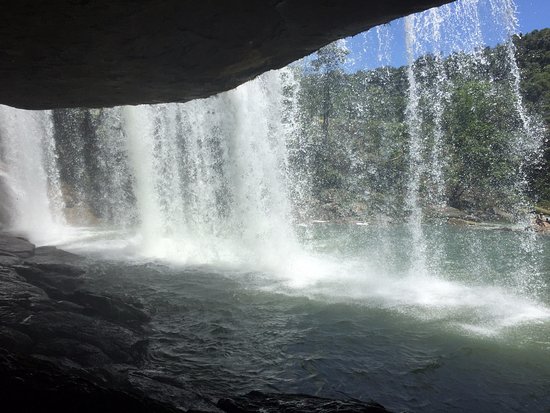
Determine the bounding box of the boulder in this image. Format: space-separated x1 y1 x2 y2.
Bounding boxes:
0 255 22 266
12 245 87 296
126 370 222 412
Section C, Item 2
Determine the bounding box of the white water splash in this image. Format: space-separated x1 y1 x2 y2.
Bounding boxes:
0 106 66 243
117 70 299 269
404 15 429 276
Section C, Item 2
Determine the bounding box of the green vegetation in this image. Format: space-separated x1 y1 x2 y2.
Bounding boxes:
516 29 550 201
288 29 550 220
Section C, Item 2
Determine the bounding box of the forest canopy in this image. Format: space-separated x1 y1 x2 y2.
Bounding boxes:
287 28 550 220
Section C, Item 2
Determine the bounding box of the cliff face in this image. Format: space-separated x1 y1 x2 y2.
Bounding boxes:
0 0 452 109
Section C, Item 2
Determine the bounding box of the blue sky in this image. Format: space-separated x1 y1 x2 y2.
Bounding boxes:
516 0 549 33
337 0 549 70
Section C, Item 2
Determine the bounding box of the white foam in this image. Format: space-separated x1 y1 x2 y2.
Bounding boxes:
259 251 550 337
53 225 550 339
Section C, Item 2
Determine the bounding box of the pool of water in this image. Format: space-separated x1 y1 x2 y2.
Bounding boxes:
61 223 550 412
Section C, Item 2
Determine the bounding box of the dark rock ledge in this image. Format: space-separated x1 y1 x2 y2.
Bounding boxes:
0 0 453 109
0 232 391 412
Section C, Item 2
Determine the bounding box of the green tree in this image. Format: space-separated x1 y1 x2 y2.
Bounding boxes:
515 29 550 201
443 80 522 209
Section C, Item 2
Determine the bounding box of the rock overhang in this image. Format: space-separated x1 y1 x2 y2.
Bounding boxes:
0 0 454 109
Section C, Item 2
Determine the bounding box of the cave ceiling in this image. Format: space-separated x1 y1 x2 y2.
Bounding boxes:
0 0 453 109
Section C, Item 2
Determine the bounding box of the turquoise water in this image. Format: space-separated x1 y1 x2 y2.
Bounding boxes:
70 223 550 412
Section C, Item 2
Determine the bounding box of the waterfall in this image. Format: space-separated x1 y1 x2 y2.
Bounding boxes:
120 70 297 266
89 108 136 227
397 0 544 293
122 105 164 251
0 106 65 244
404 15 429 276
0 0 544 300
55 69 297 267
488 0 545 295
0 69 298 268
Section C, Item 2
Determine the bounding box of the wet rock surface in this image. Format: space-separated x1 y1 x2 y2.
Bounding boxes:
0 349 182 413
217 391 391 412
0 233 392 412
0 233 34 258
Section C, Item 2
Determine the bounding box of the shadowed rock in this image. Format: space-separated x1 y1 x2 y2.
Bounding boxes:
0 349 182 413
14 264 86 296
0 233 34 258
68 290 151 325
24 245 86 276
20 310 148 364
0 326 34 353
0 0 453 109
217 391 392 412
